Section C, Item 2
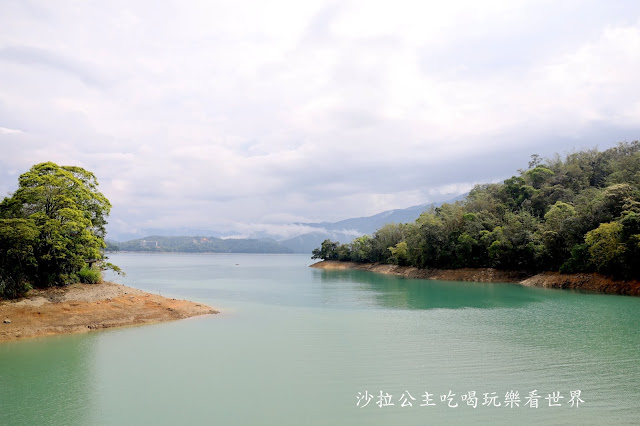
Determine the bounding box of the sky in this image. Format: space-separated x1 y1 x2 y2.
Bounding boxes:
1 0 640 241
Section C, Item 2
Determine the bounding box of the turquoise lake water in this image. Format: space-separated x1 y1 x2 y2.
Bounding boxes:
1 253 639 425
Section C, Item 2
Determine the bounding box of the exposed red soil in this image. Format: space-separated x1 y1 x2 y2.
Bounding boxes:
0 281 218 342
311 261 640 296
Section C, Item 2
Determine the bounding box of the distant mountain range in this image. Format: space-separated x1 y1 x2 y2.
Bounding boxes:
110 235 292 254
278 194 466 253
108 194 466 254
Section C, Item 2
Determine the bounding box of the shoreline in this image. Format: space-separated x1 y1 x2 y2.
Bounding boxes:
310 261 640 296
0 281 218 342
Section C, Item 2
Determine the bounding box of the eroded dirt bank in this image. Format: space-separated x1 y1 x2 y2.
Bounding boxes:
0 282 218 342
310 261 640 296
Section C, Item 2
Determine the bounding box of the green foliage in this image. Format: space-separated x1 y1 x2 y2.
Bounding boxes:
349 235 372 262
584 222 625 272
78 265 102 284
525 166 554 189
311 141 640 278
502 176 536 209
559 244 591 274
456 232 477 264
544 201 576 229
369 223 406 263
0 219 38 298
388 241 409 266
0 162 116 298
101 262 125 276
311 239 340 260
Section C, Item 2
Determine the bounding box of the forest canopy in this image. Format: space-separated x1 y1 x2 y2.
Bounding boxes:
0 162 116 298
312 142 640 279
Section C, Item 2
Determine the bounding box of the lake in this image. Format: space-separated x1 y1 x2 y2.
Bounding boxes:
1 253 639 425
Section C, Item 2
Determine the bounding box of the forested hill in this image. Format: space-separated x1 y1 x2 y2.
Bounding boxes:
112 236 292 253
312 141 640 279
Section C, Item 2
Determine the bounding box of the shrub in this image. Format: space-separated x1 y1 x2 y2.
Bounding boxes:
0 278 31 299
78 265 102 284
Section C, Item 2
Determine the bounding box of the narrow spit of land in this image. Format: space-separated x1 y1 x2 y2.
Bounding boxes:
310 261 640 296
0 281 218 342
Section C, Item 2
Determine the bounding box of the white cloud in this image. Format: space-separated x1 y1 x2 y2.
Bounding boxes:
0 126 24 135
536 22 640 126
1 1 639 241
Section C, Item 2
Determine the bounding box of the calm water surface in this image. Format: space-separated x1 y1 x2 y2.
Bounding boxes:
1 253 639 425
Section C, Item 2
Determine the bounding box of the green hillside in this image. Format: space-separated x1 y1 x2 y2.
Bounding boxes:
313 141 640 279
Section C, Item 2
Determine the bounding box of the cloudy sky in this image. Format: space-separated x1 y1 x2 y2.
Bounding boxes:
1 0 640 240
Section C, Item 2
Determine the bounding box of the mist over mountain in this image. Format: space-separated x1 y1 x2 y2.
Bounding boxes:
107 228 229 243
279 194 466 253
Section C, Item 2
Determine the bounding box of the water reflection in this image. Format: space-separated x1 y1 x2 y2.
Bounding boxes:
314 269 541 310
0 334 97 425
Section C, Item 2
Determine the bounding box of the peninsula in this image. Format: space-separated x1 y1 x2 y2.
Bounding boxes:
0 281 217 342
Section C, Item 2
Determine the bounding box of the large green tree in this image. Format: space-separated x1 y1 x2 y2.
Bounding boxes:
311 239 340 260
0 162 114 297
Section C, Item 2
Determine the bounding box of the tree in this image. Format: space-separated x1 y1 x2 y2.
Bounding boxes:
369 223 405 263
311 239 340 260
541 201 578 267
388 241 409 265
502 176 536 209
349 235 372 262
406 212 446 268
584 222 625 272
0 162 115 297
0 219 39 298
525 165 554 189
528 154 542 169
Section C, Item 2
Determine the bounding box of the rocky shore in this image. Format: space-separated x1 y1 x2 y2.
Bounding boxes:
310 261 640 296
0 282 218 342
